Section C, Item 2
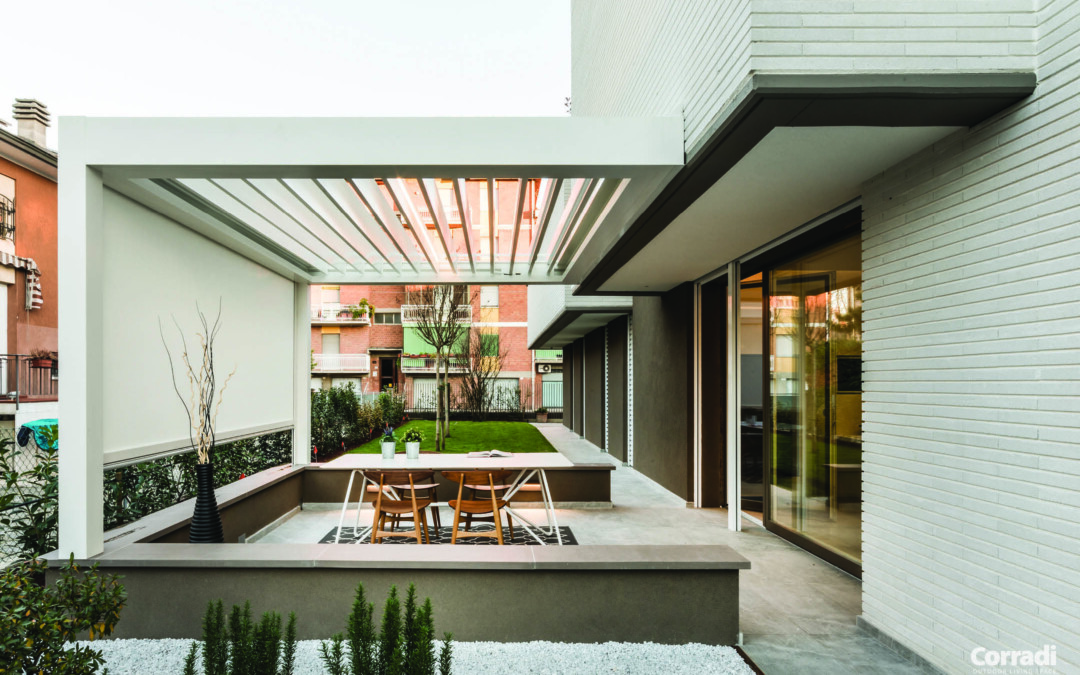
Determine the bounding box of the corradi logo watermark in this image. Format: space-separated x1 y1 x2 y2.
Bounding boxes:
970 645 1058 674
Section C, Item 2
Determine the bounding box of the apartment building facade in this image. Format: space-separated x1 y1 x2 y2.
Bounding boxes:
311 283 560 411
525 2 1077 673
0 99 59 428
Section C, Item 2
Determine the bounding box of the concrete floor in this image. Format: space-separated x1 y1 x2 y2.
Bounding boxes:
253 424 934 674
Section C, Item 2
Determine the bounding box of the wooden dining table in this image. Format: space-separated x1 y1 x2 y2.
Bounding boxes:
329 452 574 545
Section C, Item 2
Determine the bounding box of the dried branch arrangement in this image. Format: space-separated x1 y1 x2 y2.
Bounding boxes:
160 301 236 464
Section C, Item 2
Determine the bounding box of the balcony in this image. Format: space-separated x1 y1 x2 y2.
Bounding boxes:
0 354 58 407
312 353 370 373
311 303 371 325
401 304 471 324
400 356 468 374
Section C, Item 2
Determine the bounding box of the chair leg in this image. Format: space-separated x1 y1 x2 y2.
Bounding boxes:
450 508 461 544
430 487 441 529
372 511 383 544
507 512 514 541
420 509 430 544
412 507 423 545
493 508 504 546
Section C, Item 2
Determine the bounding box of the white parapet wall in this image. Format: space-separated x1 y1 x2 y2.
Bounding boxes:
860 1 1080 672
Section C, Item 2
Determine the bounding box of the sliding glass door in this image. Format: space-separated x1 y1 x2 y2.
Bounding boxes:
766 231 862 569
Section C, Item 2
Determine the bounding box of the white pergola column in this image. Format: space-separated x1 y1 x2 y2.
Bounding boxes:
292 281 311 466
58 117 105 558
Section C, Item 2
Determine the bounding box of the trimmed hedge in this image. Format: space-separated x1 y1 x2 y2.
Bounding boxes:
103 431 291 532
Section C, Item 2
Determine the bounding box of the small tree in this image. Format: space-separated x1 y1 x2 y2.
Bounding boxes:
457 327 509 421
406 286 471 451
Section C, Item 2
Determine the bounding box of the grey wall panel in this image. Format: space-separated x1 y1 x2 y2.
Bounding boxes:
632 284 694 500
700 278 727 508
572 340 585 436
606 316 629 462
583 327 606 448
562 345 574 431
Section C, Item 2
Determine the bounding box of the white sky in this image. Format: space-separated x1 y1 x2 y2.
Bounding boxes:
1 0 571 150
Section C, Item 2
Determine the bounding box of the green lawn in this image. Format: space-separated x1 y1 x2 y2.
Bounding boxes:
348 420 556 454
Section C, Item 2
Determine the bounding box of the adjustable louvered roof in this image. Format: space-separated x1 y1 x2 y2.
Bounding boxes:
75 116 683 284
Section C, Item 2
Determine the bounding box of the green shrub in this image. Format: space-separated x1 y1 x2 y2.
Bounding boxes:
0 427 59 560
347 584 377 675
102 430 292 531
439 634 453 675
193 600 298 675
323 583 448 675
281 612 297 675
319 634 348 675
0 556 126 675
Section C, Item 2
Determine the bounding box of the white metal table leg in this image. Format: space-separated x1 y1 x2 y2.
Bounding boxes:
335 470 359 544
539 469 562 545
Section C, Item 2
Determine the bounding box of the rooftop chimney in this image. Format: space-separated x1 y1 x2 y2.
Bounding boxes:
12 99 50 147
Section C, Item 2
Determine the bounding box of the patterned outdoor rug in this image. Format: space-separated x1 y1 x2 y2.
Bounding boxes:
321 525 577 545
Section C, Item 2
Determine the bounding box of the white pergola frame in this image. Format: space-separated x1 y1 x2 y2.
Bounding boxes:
58 116 683 558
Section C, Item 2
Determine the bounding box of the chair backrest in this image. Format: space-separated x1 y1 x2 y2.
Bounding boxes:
368 471 427 511
443 470 514 486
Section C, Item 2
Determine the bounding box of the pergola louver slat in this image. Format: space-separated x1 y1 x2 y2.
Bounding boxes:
207 178 351 272
528 177 562 274
487 178 496 273
453 178 477 273
385 178 440 272
279 179 380 273
507 179 528 275
554 178 625 272
242 179 366 273
179 178 342 273
313 179 400 273
418 178 457 274
547 179 596 274
348 178 423 273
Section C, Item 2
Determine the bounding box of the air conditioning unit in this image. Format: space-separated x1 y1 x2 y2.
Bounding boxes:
537 363 552 374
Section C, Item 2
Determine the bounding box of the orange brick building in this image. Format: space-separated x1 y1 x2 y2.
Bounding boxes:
310 283 560 411
0 100 59 427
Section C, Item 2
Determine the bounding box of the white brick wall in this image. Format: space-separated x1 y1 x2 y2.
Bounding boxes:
572 1 1034 161
572 0 753 154
751 0 1035 72
860 1 1080 672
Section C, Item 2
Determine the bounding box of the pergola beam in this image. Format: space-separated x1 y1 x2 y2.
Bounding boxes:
314 179 400 272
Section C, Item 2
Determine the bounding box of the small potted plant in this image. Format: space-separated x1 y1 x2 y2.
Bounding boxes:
402 427 424 460
380 424 396 460
535 407 549 423
28 348 54 369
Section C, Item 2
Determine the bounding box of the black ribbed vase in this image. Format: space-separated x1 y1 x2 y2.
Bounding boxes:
189 463 224 543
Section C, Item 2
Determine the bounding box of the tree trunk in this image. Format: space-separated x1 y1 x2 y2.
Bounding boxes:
443 353 450 438
434 353 443 452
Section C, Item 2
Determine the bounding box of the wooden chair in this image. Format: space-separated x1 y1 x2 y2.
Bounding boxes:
388 470 441 530
368 471 432 545
444 470 515 545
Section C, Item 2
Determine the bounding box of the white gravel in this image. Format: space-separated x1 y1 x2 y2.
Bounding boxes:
79 639 755 675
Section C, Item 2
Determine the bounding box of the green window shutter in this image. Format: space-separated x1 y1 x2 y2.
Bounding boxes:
403 327 439 355
481 333 499 357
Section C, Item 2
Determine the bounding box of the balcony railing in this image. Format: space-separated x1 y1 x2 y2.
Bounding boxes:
0 354 58 407
400 305 471 324
310 303 371 324
312 353 371 373
534 349 563 362
400 356 469 374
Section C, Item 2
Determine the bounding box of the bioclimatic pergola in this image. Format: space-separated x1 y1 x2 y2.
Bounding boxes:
58 116 683 558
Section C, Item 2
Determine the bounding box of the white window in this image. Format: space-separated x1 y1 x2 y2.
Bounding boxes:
321 286 340 304
480 286 499 307
321 334 340 354
375 312 402 325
